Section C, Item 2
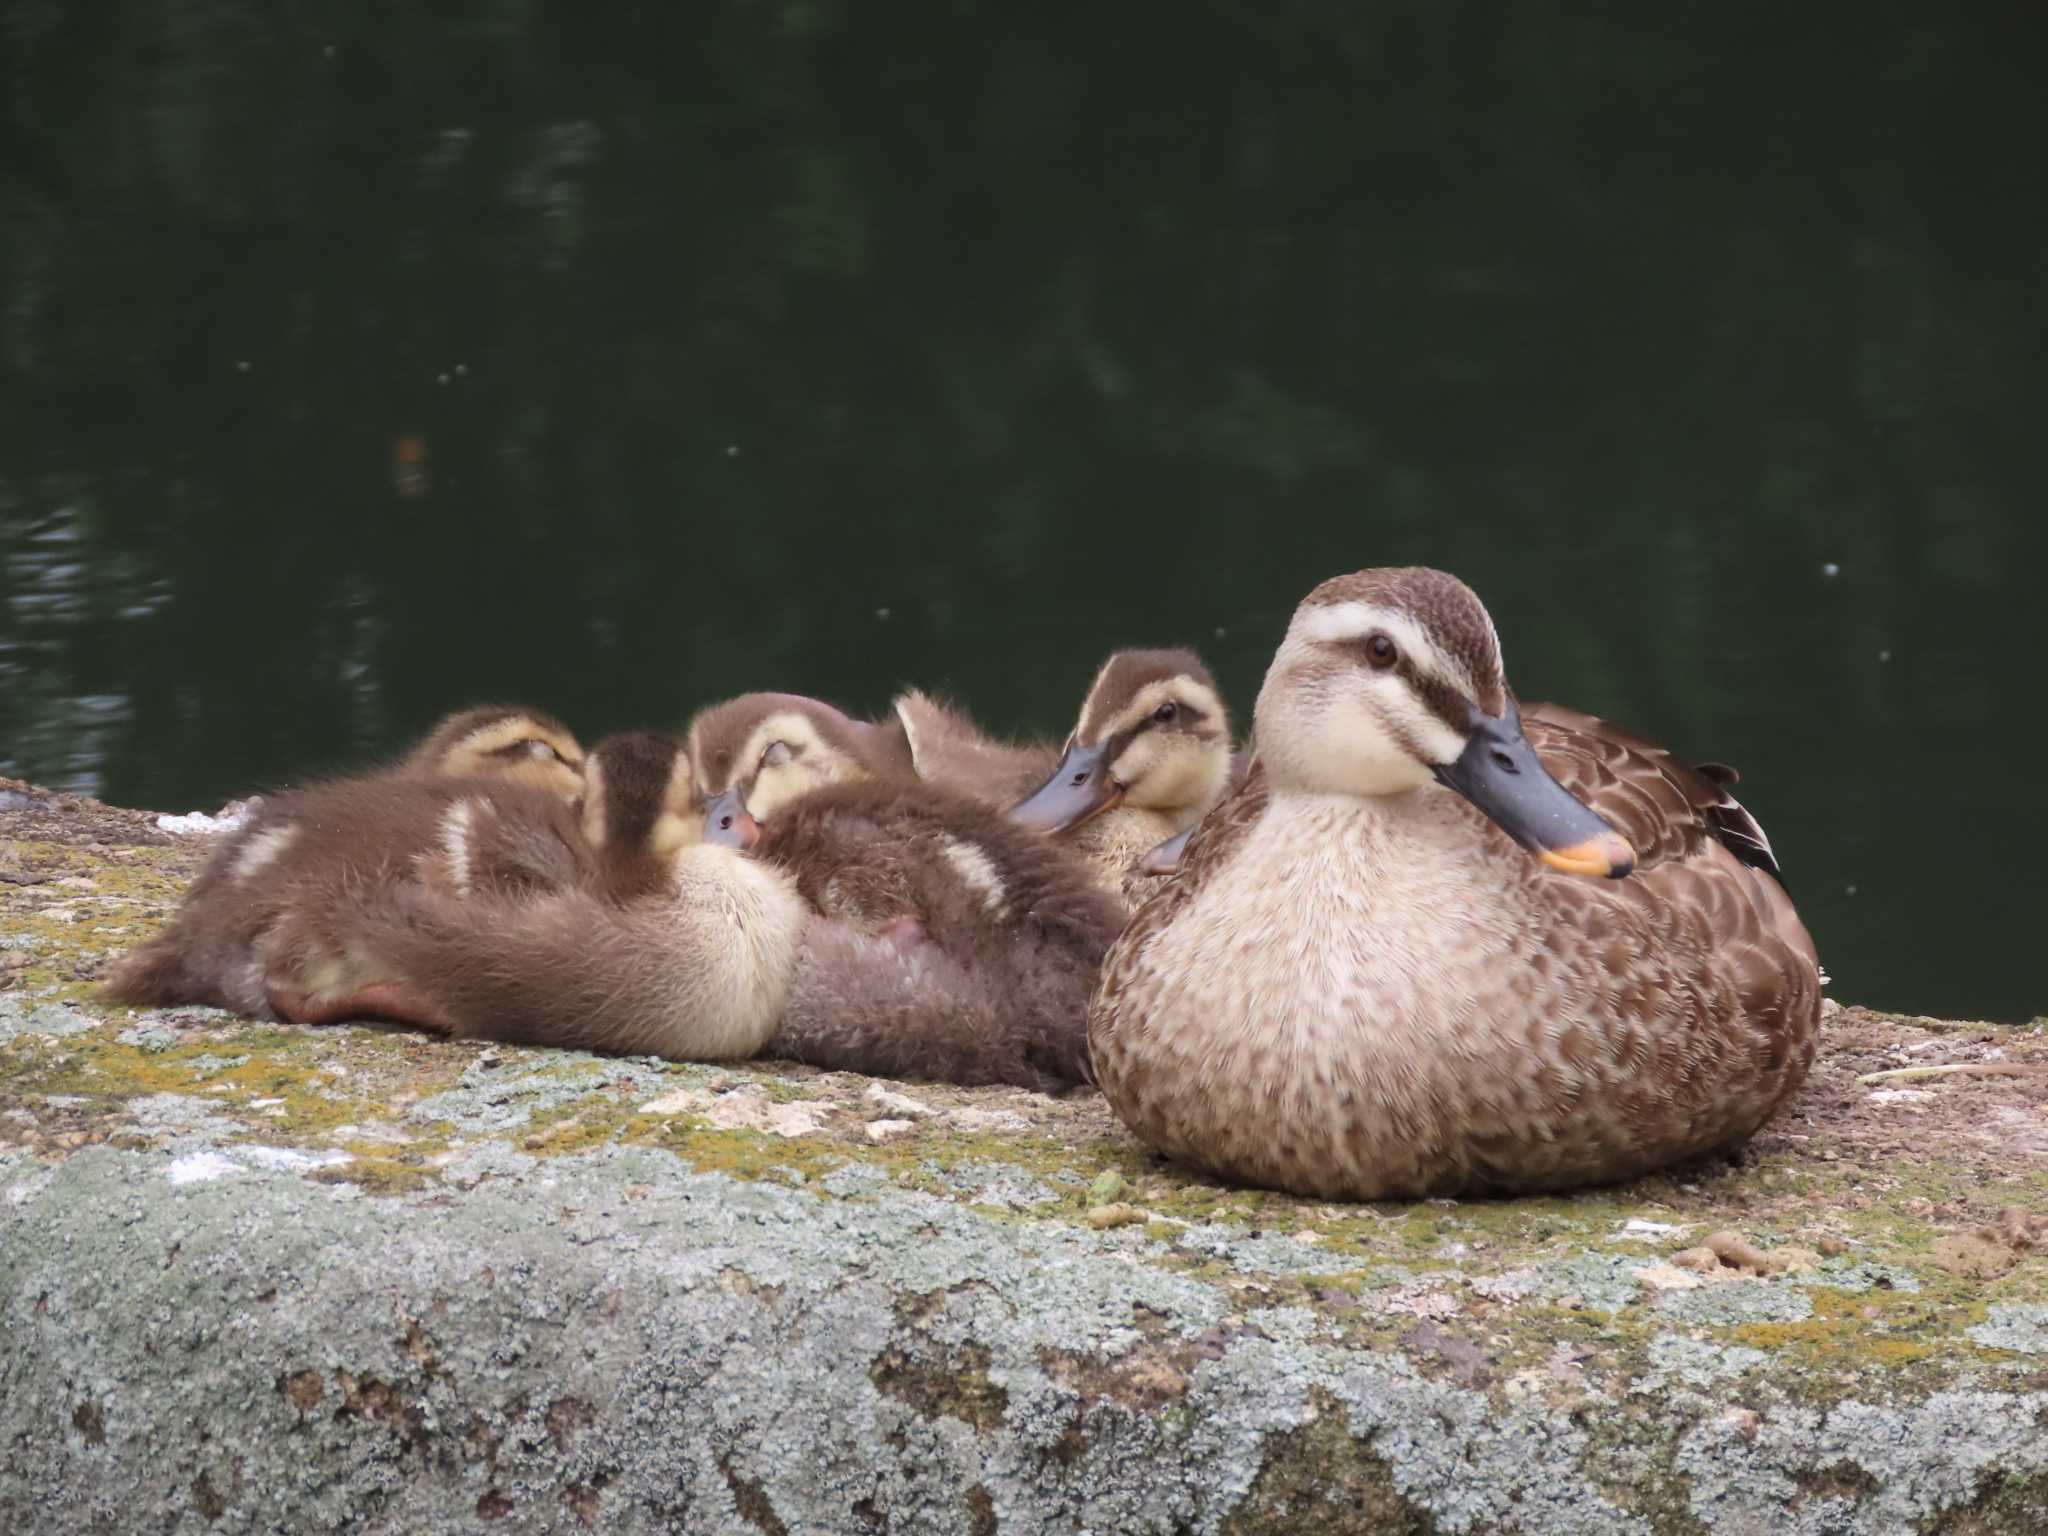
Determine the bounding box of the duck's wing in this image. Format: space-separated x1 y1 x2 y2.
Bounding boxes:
1520 701 1782 883
1519 701 1818 978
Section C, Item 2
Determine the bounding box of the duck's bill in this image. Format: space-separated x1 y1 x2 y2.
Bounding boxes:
1137 826 1194 876
1432 704 1636 880
1009 741 1122 834
702 787 762 851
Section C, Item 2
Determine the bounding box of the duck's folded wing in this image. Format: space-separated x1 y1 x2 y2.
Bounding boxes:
1520 701 1782 883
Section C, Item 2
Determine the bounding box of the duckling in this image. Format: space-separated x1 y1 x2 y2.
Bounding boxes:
1092 567 1822 1200
688 691 917 834
1009 649 1238 895
732 780 1128 1088
260 842 809 1060
101 706 588 1017
269 777 1121 1088
888 689 1063 808
255 729 704 1029
398 702 586 799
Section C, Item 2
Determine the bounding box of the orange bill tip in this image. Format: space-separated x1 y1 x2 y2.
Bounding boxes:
1539 831 1636 880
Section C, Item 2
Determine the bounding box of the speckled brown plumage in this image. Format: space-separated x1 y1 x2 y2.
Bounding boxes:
1091 570 1822 1200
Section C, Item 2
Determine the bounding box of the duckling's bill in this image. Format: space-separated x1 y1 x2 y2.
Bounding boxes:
1431 702 1636 879
1009 741 1122 832
703 787 762 850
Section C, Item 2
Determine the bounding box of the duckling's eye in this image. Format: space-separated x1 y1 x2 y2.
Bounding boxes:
1365 633 1398 670
1151 701 1179 726
761 740 796 769
526 740 564 763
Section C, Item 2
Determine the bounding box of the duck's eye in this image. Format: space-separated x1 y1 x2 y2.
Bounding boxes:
526 740 563 763
1365 633 1398 670
761 740 796 769
1151 701 1179 725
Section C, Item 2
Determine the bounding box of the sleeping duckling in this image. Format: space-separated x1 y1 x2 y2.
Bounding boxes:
1009 649 1238 896
101 705 587 1017
1091 566 1823 1200
688 691 916 834
270 766 1120 1088
724 780 1127 1087
397 702 586 798
256 729 706 1029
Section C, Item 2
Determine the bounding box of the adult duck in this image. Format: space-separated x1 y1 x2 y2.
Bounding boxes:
1090 566 1822 1199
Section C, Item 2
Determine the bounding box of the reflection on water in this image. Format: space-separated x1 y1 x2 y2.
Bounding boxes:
1 4 2043 1019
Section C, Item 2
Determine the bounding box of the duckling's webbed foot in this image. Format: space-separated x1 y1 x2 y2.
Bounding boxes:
266 979 459 1035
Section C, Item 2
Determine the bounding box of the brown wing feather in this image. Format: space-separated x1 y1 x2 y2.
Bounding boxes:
1520 700 1782 881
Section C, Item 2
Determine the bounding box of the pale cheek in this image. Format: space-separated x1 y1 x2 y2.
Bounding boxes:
747 758 843 821
1296 727 1436 797
650 812 702 855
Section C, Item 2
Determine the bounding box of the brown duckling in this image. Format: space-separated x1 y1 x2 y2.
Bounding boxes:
724 780 1128 1088
273 774 1121 1088
688 691 916 834
102 706 587 1017
1009 649 1238 894
256 728 705 1028
396 702 586 798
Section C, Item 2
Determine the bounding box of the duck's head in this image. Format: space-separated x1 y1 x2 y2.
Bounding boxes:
689 692 904 847
1257 567 1634 878
1011 649 1233 836
406 705 585 800
580 730 701 864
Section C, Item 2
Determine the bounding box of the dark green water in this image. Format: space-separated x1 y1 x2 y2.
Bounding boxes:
2 5 2042 1020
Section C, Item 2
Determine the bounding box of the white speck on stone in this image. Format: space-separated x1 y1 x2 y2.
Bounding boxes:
1618 1218 1688 1238
944 1107 1031 1134
237 1146 353 1173
865 1119 918 1144
167 1151 240 1185
157 809 245 837
864 1084 936 1120
1822 561 1840 577
637 1089 711 1116
1868 1089 1935 1107
249 1098 285 1109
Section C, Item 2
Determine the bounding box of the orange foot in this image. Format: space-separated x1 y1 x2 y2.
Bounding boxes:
267 980 457 1035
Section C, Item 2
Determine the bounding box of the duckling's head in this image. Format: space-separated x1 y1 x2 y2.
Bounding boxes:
1011 649 1232 835
1257 567 1634 878
689 692 900 841
406 705 585 800
581 730 701 863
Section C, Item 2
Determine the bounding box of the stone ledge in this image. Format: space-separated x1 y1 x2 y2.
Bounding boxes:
4 787 2048 1532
